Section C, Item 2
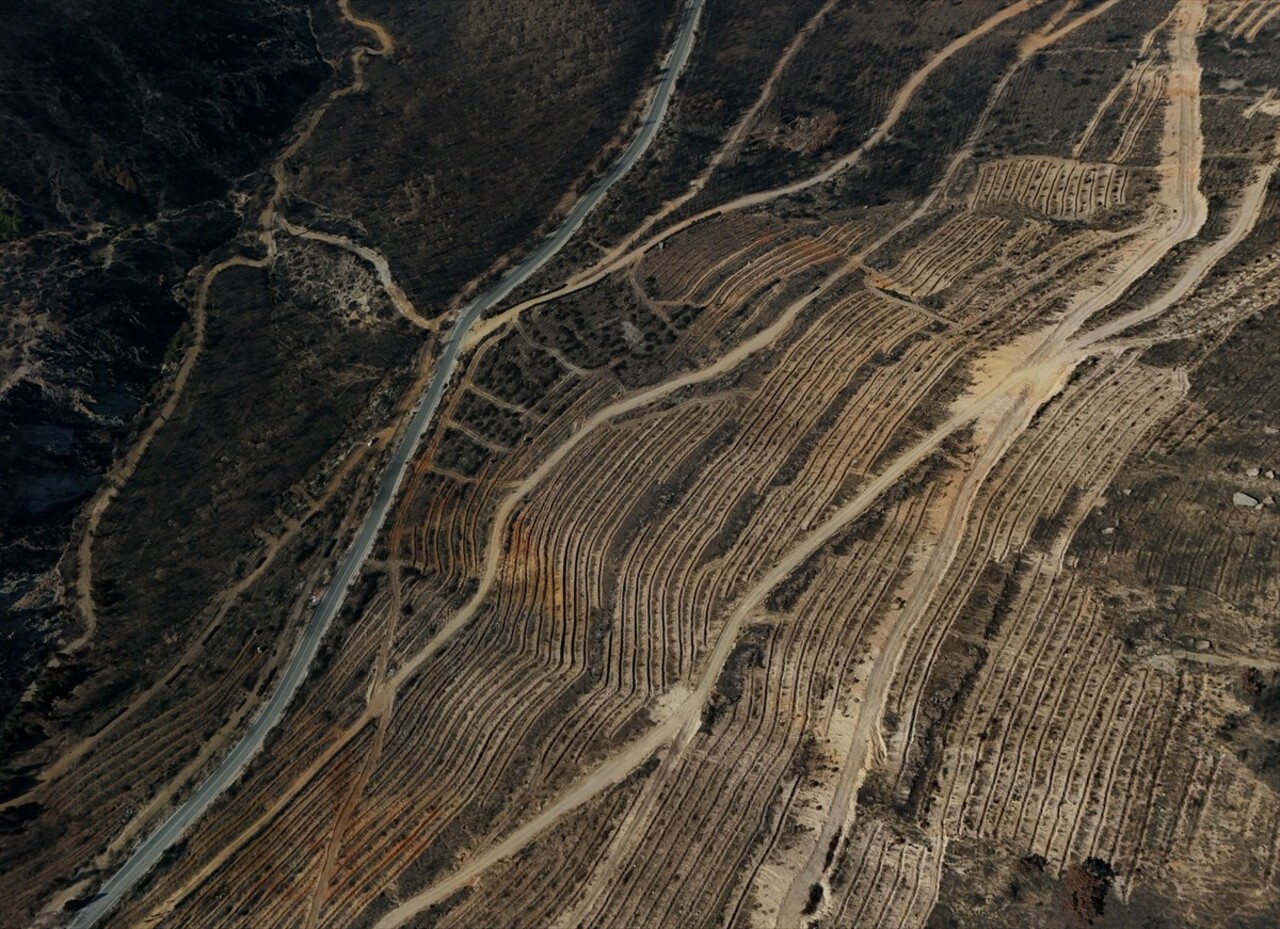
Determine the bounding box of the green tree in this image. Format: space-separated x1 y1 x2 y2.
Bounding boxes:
0 207 20 241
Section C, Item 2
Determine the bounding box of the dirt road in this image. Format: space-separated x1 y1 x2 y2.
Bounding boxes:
467 0 1044 347
66 2 706 925
372 4 1213 923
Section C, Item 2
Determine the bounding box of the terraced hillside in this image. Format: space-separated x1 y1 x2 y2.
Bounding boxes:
4 1 1280 927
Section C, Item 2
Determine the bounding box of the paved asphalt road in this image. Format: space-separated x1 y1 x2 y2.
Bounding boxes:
68 2 703 926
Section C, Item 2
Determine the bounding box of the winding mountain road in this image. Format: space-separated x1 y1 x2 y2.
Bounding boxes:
67 2 704 925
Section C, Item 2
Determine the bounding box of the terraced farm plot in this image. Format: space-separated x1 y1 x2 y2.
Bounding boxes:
1208 0 1280 43
970 157 1133 219
7 1 1280 928
881 212 1013 298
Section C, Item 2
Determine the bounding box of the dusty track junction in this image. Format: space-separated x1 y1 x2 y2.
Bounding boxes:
5 0 1280 926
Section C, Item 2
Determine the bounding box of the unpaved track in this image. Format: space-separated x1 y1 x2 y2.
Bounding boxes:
66 0 397 657
1074 161 1276 349
21 0 401 833
373 2 1215 921
67 254 220 654
371 344 1076 929
389 256 857 694
19 434 375 821
1072 7 1175 161
774 387 1048 926
65 2 705 926
388 183 973 694
132 253 876 925
1027 0 1206 369
591 0 843 267
279 219 437 330
64 0 1224 925
781 2 1209 921
470 0 1043 346
1021 0 1124 54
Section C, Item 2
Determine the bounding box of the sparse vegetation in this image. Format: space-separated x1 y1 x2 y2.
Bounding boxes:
6 1 1280 927
0 207 19 241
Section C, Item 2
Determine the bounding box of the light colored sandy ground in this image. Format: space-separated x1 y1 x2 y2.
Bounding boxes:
772 329 1066 925
370 350 1076 929
65 0 1272 925
63 0 710 924
464 0 1045 350
777 2 1211 922
372 2 1218 925
279 220 437 331
1074 162 1277 350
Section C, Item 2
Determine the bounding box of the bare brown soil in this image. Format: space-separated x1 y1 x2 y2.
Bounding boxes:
6 1 1280 928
